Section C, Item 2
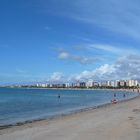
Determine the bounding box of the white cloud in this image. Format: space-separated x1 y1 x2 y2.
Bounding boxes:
69 64 116 82
84 43 140 56
89 44 123 54
58 50 100 65
58 52 69 59
50 54 140 82
50 72 65 82
72 54 140 81
43 0 140 39
96 64 115 75
73 0 140 39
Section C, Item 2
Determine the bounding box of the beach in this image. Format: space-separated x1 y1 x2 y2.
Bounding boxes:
0 96 140 140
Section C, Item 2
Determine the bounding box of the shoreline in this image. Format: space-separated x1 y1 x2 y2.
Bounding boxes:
1 95 140 139
3 86 140 93
0 91 139 131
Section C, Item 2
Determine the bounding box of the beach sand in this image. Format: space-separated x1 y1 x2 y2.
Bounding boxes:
0 96 140 140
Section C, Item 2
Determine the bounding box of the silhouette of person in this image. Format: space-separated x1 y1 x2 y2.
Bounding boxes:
58 94 60 99
123 94 126 98
114 93 116 97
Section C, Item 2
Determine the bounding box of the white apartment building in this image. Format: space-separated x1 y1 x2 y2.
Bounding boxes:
110 81 115 87
86 80 93 88
65 83 71 88
126 80 138 87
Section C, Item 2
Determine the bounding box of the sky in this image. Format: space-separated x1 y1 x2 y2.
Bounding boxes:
0 0 140 85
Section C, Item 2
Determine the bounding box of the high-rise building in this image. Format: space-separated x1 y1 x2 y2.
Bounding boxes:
79 82 86 88
86 80 93 88
119 80 126 87
110 81 115 87
126 80 138 87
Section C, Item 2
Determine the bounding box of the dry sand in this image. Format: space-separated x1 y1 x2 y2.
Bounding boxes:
0 97 140 140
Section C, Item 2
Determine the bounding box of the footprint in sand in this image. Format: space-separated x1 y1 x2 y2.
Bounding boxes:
132 109 140 114
128 116 140 130
132 122 140 130
128 116 134 120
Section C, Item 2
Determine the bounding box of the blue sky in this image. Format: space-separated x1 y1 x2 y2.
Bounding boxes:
1 0 140 85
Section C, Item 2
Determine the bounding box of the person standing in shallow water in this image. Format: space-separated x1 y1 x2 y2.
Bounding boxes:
114 93 116 97
58 94 60 99
57 94 61 106
111 93 117 104
123 94 126 98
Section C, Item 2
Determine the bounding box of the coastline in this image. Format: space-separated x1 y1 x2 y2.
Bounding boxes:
0 91 139 130
1 94 140 140
4 86 140 93
0 88 139 130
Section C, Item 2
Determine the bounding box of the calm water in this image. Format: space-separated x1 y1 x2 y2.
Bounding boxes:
0 88 138 126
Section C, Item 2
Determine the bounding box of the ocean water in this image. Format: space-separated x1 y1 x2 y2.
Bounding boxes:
0 88 138 126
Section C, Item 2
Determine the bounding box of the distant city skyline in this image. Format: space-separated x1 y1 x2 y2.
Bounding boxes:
1 0 140 85
16 79 138 89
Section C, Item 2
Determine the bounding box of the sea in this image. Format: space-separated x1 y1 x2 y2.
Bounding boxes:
0 88 138 127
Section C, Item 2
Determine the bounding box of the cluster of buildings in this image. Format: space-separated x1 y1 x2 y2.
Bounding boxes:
35 79 139 89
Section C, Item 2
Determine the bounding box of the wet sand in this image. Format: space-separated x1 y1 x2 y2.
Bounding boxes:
0 96 140 140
